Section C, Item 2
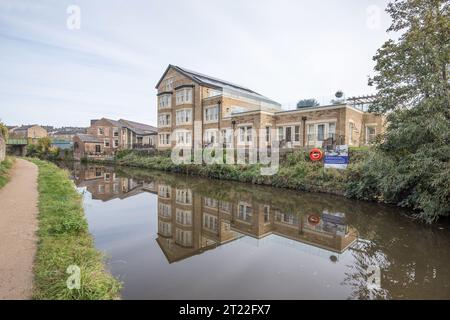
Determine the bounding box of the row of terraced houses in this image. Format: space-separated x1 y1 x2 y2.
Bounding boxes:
74 64 384 158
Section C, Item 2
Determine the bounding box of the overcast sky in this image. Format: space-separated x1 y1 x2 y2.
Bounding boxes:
0 0 391 127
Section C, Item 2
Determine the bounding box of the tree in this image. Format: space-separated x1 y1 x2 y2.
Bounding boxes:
0 121 8 139
347 0 450 222
297 98 320 108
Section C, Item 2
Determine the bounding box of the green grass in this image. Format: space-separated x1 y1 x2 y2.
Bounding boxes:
0 157 14 188
28 158 121 300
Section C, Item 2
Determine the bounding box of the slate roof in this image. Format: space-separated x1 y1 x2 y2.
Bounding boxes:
156 65 281 107
76 134 102 143
118 119 157 135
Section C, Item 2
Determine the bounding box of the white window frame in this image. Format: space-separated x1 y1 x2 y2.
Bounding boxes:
158 203 172 218
176 209 192 226
104 139 110 147
204 105 219 123
176 188 192 205
237 202 252 223
306 120 337 145
176 88 193 105
158 113 171 127
158 133 171 146
98 127 104 135
175 129 192 146
348 121 355 146
203 213 218 232
204 129 218 145
176 108 192 125
237 125 253 144
158 94 172 109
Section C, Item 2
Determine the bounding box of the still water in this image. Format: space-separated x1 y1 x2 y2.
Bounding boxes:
67 163 450 300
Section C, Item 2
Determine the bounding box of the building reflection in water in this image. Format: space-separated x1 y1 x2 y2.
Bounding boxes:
73 164 358 264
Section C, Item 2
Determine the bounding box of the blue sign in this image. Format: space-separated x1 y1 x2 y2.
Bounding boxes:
324 145 349 169
324 155 349 164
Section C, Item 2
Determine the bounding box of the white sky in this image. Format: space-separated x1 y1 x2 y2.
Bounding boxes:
0 0 392 127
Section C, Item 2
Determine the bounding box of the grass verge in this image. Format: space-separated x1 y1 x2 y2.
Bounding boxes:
29 158 121 300
0 157 14 189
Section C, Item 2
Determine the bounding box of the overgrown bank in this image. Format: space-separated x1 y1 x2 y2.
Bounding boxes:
29 158 121 299
0 157 14 189
89 149 356 196
86 145 449 223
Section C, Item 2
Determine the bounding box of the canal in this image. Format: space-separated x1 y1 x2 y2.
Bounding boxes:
67 162 450 299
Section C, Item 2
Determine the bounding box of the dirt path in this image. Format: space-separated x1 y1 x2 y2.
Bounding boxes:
0 159 38 299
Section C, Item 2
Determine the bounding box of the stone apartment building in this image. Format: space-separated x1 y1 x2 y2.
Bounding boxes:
73 118 157 160
156 65 385 152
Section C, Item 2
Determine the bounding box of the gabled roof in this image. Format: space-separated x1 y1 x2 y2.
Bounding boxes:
155 64 281 107
118 119 157 135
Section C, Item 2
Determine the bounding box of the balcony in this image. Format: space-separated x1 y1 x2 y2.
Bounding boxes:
131 143 156 150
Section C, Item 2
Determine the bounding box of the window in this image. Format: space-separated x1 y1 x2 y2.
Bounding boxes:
98 127 104 135
294 126 300 142
176 88 193 105
204 105 219 122
158 221 172 236
113 128 119 137
165 77 174 91
219 201 231 212
158 114 171 127
104 139 110 147
104 173 110 181
158 185 171 198
176 109 192 125
203 213 218 232
329 123 336 138
349 122 354 145
317 124 325 141
238 126 253 143
158 94 171 109
175 130 192 146
264 205 270 223
238 203 252 222
205 129 218 144
95 145 101 153
176 209 192 226
158 203 172 218
204 197 218 208
114 140 119 147
98 184 105 193
278 127 284 141
366 125 376 144
176 189 192 205
176 228 192 246
266 126 271 143
159 133 170 145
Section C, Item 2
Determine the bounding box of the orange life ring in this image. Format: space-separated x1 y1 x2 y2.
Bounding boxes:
308 215 321 225
309 148 323 161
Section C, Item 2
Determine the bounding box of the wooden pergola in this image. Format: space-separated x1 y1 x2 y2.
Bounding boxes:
346 95 378 111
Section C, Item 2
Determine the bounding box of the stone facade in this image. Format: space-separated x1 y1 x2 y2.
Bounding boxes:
156 65 385 152
9 125 47 141
73 118 157 160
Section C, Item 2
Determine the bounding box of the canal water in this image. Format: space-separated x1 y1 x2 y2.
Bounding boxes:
66 162 450 300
